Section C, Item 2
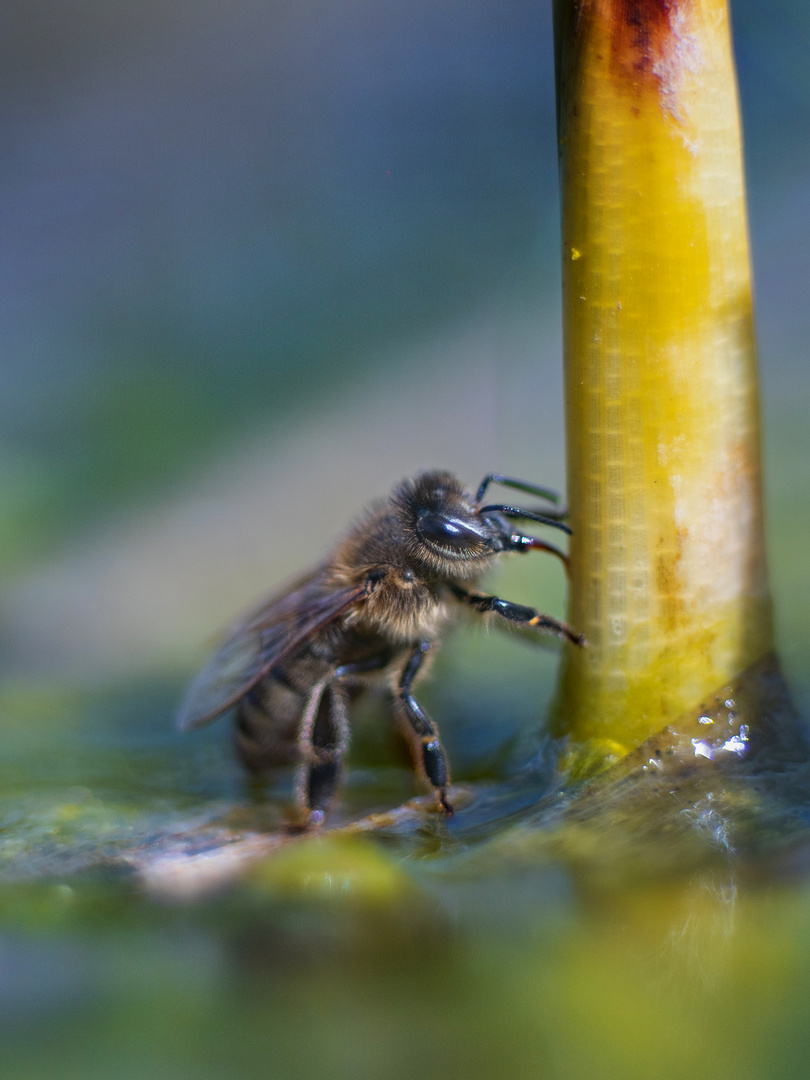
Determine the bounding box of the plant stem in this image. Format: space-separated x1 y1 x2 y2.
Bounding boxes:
552 0 772 757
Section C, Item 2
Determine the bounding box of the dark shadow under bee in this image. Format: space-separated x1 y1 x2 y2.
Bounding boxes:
177 470 585 826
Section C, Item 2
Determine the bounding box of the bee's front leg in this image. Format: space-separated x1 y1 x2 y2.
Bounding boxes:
294 681 349 827
396 641 453 816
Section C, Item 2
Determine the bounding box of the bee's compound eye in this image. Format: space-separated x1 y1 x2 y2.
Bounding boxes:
416 510 483 551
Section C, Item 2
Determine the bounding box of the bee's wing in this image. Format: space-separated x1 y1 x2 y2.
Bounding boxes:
176 574 369 730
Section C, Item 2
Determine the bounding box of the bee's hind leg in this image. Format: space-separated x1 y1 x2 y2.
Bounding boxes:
396 641 453 816
294 681 350 827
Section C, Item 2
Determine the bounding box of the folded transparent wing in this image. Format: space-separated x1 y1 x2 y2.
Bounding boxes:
176 573 368 730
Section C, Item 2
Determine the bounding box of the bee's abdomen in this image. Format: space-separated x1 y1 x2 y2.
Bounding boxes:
234 653 325 772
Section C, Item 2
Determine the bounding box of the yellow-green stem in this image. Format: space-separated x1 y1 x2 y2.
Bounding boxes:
552 0 772 757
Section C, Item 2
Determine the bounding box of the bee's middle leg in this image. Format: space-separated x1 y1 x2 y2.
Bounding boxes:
294 681 349 825
450 585 585 646
396 641 453 816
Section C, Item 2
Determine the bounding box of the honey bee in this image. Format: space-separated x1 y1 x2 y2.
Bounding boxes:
177 471 584 825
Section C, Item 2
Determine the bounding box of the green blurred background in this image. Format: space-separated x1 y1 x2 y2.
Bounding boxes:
1 1 810 1077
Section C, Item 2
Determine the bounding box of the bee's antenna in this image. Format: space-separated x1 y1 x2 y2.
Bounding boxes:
476 474 562 506
479 504 572 535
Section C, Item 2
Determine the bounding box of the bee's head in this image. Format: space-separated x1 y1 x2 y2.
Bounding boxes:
393 471 508 577
390 470 571 580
